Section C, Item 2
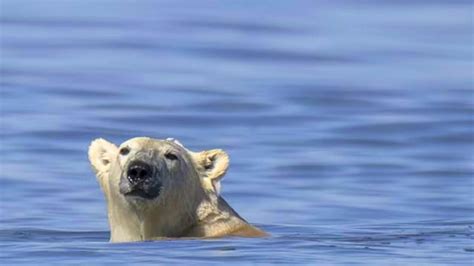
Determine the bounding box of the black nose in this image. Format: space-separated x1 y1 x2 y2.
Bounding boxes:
127 161 152 183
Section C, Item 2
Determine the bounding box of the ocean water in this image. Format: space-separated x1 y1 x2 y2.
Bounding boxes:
1 0 473 265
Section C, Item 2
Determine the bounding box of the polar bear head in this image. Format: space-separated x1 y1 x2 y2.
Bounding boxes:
88 137 228 212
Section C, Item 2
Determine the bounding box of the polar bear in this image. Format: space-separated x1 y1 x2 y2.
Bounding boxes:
88 137 267 242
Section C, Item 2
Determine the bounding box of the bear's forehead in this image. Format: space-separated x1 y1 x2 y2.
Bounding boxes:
120 137 185 151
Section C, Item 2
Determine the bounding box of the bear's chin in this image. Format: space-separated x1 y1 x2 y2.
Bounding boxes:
123 189 159 200
119 177 162 200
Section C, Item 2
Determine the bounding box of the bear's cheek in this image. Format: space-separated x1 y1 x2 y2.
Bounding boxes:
118 155 128 168
109 161 124 183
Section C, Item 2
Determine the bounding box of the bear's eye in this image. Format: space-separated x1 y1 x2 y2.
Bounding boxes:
165 153 178 160
119 147 130 156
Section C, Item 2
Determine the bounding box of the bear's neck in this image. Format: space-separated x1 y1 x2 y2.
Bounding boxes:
107 192 198 242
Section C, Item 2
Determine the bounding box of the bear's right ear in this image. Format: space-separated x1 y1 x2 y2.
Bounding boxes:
88 138 118 185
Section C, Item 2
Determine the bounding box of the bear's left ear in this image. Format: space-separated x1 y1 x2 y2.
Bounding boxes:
88 138 118 188
194 149 229 194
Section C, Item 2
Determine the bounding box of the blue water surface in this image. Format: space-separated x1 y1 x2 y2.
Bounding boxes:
1 0 473 265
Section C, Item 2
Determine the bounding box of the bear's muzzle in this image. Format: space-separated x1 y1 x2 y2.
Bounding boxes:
120 160 162 199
